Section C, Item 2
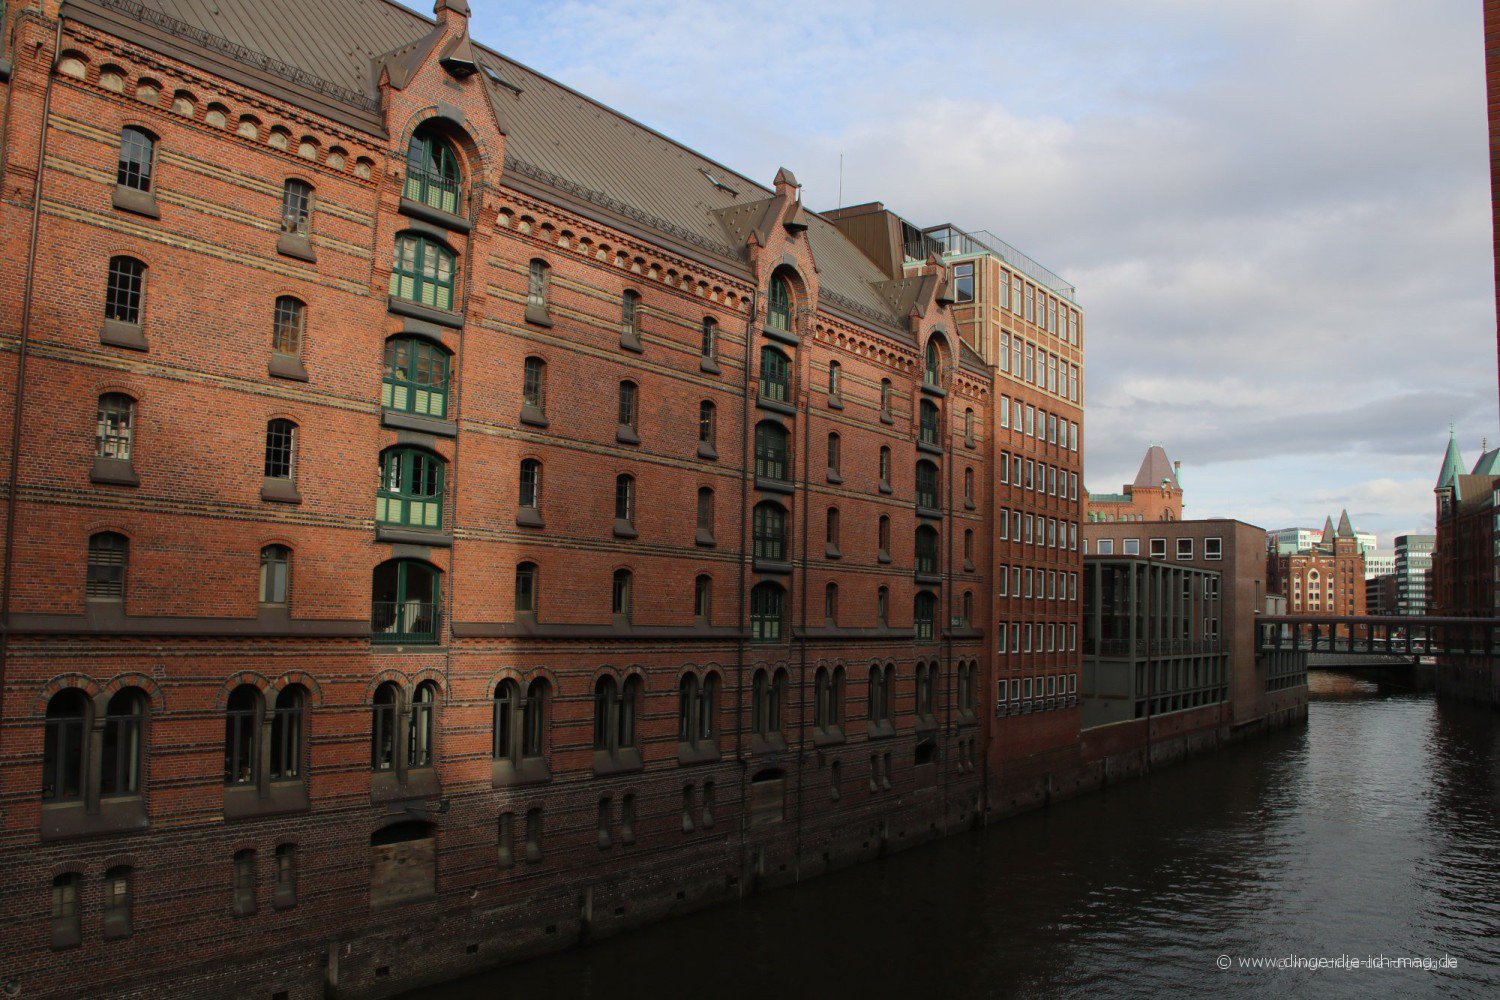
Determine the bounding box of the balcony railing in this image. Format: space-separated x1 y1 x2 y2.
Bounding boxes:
922 224 1076 303
371 600 439 644
402 166 467 218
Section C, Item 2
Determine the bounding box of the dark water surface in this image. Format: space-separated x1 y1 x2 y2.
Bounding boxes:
421 674 1500 998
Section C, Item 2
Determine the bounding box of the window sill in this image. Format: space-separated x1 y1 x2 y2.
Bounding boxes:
826 470 843 485
697 441 718 461
750 733 789 755
695 528 716 547
100 319 147 351
756 396 797 417
811 726 845 748
878 551 891 564
866 720 896 740
112 185 160 219
260 477 302 504
40 797 148 841
619 333 644 354
700 356 721 375
915 716 939 734
965 437 977 450
915 571 943 585
592 748 643 776
880 411 894 425
223 781 308 821
388 295 463 330
519 404 549 428
677 741 720 766
921 383 947 398
516 507 544 529
276 232 317 263
398 196 472 234
879 481 892 495
370 766 441 803
90 456 139 487
826 394 843 410
825 544 841 560
964 499 977 511
382 409 457 437
964 559 976 572
492 756 552 787
613 519 638 539
268 352 309 382
763 325 799 347
524 303 553 328
616 425 640 445
916 506 943 521
753 558 792 575
375 524 453 547
917 441 945 456
754 475 794 495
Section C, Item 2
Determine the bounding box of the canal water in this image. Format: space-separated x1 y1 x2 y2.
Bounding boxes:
420 674 1500 998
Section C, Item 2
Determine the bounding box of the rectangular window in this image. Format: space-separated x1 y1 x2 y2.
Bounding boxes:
1011 337 1022 376
1025 343 1034 383
1205 537 1223 561
1097 538 1114 555
1150 538 1166 558
953 262 975 303
1000 333 1011 373
999 508 1008 540
1025 406 1034 437
1000 271 1012 311
1069 365 1079 402
1025 286 1035 322
1177 538 1194 560
1000 395 1010 428
1048 299 1057 335
1124 538 1140 555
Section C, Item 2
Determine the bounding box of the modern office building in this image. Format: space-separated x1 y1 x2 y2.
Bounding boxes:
1393 534 1434 616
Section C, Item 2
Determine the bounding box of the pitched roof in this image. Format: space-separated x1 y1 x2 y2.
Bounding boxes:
1132 446 1179 490
1320 516 1336 545
1436 430 1465 499
1335 509 1355 538
97 0 907 331
1472 445 1500 476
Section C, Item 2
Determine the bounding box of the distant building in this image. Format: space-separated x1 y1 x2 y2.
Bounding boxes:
1266 511 1367 617
1270 525 1376 559
1366 573 1398 616
1394 534 1434 616
1364 549 1395 580
1085 445 1183 522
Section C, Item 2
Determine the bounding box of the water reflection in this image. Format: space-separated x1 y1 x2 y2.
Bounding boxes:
417 674 1500 999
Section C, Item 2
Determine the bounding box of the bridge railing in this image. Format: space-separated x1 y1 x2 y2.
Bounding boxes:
1256 615 1500 658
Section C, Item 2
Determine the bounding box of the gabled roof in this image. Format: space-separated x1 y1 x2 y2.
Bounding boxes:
1471 445 1500 476
1320 516 1336 545
96 0 907 331
1335 509 1355 539
1132 446 1179 490
1436 430 1465 499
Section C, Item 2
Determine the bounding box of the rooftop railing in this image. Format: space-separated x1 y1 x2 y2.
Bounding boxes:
923 224 1077 303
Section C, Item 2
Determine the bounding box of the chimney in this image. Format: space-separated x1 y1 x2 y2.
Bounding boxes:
435 0 471 29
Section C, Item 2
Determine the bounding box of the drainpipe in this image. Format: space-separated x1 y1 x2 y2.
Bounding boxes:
733 288 756 894
794 317 809 880
0 12 63 773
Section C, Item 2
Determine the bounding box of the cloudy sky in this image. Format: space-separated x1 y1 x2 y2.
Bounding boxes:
473 0 1495 546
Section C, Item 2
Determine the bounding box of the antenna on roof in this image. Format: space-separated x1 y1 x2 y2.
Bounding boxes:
838 152 844 210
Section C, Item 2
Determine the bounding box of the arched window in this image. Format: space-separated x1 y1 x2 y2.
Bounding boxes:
824 582 839 623
105 257 145 325
43 690 89 801
103 864 134 938
868 665 889 725
916 663 936 719
827 360 842 397
612 569 633 620
376 448 444 529
880 379 893 418
281 179 313 236
924 338 942 386
259 544 290 605
390 234 456 311
593 675 640 753
264 419 297 482
698 675 718 741
383 338 450 419
519 459 542 513
96 394 135 460
917 460 940 510
371 682 399 770
117 126 155 191
696 487 714 543
914 591 937 641
753 502 787 562
815 668 832 729
408 682 437 768
694 574 712 622
52 873 81 949
620 290 641 347
965 407 975 440
879 446 892 488
522 356 547 416
614 474 636 529
270 685 306 781
618 380 638 432
593 676 617 749
371 559 441 643
826 507 841 548
523 680 547 757
916 525 940 575
750 582 784 642
964 467 974 503
877 586 890 626
515 561 538 614
700 317 717 359
678 674 699 742
527 259 550 310
879 515 892 558
493 679 518 760
963 529 974 564
404 129 462 213
827 432 841 476
699 401 716 449
919 398 941 445
100 688 145 797
754 421 788 482
767 273 792 331
759 346 790 402
87 532 129 601
962 590 974 624
224 685 262 786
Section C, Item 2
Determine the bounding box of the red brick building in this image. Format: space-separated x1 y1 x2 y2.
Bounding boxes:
1433 433 1500 701
0 1 1065 995
1084 444 1183 523
1266 511 1367 617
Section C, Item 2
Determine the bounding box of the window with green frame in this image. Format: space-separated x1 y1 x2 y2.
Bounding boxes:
371 559 441 644
766 274 792 331
914 591 937 641
759 346 790 402
750 582 785 643
403 131 462 215
376 448 444 529
382 338 450 419
390 235 456 312
919 399 941 445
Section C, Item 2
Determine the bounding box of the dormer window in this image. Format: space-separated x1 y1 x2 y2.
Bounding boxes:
404 131 462 216
767 275 792 332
